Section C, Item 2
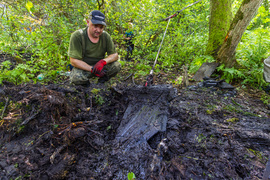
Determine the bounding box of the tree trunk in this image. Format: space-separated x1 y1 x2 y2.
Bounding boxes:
217 0 263 68
206 0 232 58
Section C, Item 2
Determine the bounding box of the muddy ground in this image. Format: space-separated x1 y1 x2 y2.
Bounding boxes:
0 76 269 180
0 53 270 180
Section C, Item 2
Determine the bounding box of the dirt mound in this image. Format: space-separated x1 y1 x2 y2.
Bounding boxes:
0 81 269 179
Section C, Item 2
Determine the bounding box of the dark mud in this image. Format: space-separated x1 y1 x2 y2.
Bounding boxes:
0 80 269 180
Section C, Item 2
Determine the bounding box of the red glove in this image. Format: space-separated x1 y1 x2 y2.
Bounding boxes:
94 70 106 77
91 59 107 77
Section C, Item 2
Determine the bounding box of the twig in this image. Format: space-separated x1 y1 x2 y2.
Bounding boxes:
86 128 103 136
1 97 10 119
86 137 98 150
58 79 70 85
124 73 134 81
132 75 136 85
57 121 84 135
50 144 67 164
3 52 7 61
182 65 189 87
152 92 164 104
31 130 52 147
89 96 93 114
21 109 41 125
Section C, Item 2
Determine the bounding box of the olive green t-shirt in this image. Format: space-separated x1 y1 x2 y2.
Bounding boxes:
68 27 116 65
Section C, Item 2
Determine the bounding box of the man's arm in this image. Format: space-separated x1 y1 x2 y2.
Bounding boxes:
103 53 119 64
70 53 118 72
70 58 92 72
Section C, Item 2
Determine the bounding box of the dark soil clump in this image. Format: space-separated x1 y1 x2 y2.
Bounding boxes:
0 81 269 179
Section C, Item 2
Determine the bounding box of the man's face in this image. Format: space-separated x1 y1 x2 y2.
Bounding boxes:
87 20 104 38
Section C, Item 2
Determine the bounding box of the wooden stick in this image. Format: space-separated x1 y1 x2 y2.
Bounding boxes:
1 97 10 119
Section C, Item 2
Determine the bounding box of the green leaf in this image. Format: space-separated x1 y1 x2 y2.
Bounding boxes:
127 172 136 180
26 1 33 13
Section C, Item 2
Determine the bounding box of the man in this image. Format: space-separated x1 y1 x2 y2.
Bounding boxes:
68 10 121 85
124 22 134 61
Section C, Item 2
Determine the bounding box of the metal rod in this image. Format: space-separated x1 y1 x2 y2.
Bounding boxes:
150 18 171 75
148 0 202 77
164 0 202 21
177 0 202 13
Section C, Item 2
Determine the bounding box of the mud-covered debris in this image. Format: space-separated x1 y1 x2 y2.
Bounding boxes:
50 144 68 164
116 85 176 149
116 104 168 147
150 138 168 172
263 155 270 180
47 152 76 179
0 82 269 180
68 127 86 139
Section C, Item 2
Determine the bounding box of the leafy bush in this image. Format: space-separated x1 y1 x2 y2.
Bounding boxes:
0 0 269 88
218 27 270 87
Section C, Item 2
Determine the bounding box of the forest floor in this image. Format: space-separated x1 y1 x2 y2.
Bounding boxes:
0 54 270 180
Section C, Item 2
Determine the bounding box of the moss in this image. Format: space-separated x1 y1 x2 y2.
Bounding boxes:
206 0 232 57
247 148 265 160
206 109 213 115
224 104 258 116
91 88 101 95
226 117 239 123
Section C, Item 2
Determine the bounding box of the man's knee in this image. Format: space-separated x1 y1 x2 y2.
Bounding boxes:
107 61 121 77
70 67 91 85
112 61 121 72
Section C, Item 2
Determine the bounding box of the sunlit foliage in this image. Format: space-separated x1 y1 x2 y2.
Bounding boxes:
0 0 269 87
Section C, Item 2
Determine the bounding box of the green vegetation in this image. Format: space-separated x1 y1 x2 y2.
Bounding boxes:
0 0 270 88
127 172 136 180
223 104 257 116
260 93 270 105
247 148 266 161
90 88 101 95
91 88 105 105
196 133 206 143
226 117 239 123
